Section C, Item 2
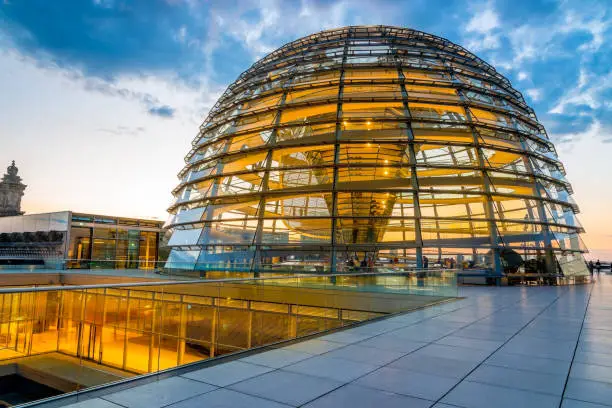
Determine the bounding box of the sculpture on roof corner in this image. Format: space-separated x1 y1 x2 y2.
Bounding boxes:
0 161 27 217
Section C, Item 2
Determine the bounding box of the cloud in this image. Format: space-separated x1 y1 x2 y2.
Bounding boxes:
507 3 611 63
174 25 188 44
560 10 609 52
464 2 501 51
466 5 500 33
0 0 210 81
550 120 602 147
148 105 175 118
98 126 146 137
207 0 404 64
0 0 218 125
525 88 542 102
549 69 612 114
455 0 612 139
2 0 611 143
81 76 159 107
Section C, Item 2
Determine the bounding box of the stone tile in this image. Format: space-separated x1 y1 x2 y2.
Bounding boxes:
389 326 456 342
355 366 457 400
561 399 612 408
565 378 612 406
570 362 612 384
324 344 406 366
468 364 566 396
283 354 378 382
302 383 432 408
167 388 291 408
228 370 344 407
388 353 479 379
181 361 274 387
357 334 427 353
583 322 612 332
451 326 514 342
431 404 462 408
581 328 612 342
103 377 216 408
429 315 476 325
411 343 491 362
283 339 345 355
527 319 583 330
574 350 612 368
435 335 503 352
475 318 530 332
242 348 314 369
520 327 580 341
385 314 427 326
500 336 576 361
578 340 612 355
347 324 404 337
485 351 571 375
321 330 377 344
442 380 560 408
464 322 520 335
63 399 123 408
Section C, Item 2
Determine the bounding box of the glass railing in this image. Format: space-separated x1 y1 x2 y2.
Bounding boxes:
18 258 460 283
0 271 457 405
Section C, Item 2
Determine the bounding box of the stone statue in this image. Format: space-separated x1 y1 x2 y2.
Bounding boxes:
0 161 27 217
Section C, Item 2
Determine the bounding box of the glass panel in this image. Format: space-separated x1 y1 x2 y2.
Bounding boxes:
343 84 402 100
280 104 337 125
343 68 398 79
342 102 404 119
285 86 339 105
167 228 202 246
340 121 409 142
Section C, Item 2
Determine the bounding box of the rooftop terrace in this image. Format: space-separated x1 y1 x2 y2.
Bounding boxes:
14 274 610 408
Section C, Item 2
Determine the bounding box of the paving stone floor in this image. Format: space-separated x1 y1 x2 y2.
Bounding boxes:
63 275 612 408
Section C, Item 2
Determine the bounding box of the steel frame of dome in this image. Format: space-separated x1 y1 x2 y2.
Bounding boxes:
165 25 588 276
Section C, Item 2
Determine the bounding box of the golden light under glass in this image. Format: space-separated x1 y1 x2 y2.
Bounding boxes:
165 26 588 276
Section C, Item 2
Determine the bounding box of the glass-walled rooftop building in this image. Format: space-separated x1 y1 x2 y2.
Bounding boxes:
0 211 163 269
165 25 588 276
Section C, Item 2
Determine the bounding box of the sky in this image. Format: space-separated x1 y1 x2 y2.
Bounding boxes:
0 0 611 260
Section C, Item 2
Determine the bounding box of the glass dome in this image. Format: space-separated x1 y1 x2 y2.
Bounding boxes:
165 25 588 276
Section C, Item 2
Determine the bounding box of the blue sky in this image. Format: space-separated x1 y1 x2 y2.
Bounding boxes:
1 0 611 259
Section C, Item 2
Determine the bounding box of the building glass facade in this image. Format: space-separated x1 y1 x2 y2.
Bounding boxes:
165 26 588 275
0 212 162 269
67 214 161 269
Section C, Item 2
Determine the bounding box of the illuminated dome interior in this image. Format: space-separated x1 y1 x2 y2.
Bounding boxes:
164 25 588 275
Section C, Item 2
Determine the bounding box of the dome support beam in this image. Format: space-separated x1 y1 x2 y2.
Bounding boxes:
329 31 351 274
397 64 424 268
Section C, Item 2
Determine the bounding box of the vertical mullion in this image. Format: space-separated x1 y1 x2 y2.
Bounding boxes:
329 30 351 273
396 62 424 268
